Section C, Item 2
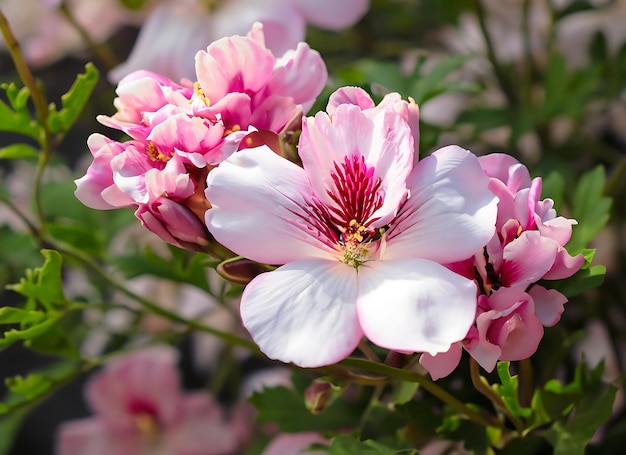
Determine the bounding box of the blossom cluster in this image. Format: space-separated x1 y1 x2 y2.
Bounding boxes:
75 23 326 252
75 24 584 375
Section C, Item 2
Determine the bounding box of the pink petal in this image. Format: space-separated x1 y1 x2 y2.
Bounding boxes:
262 433 328 455
384 145 497 263
195 30 275 103
56 418 140 455
528 285 567 326
478 153 531 192
326 86 375 114
356 259 478 354
166 393 241 454
500 231 558 287
293 0 369 30
86 346 183 432
205 146 337 264
109 3 212 83
543 248 585 280
419 343 463 380
240 259 363 367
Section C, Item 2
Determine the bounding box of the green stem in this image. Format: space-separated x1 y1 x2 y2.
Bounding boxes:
358 339 380 363
59 2 120 70
338 357 502 429
54 241 261 354
470 358 524 433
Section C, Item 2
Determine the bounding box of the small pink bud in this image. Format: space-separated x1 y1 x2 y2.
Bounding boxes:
304 380 338 414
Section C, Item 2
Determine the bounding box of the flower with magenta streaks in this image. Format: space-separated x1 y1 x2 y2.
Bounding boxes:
420 153 584 379
205 89 498 367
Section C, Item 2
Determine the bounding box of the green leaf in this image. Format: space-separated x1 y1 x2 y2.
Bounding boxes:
539 170 566 212
0 406 31 455
438 414 489 453
549 263 606 298
113 245 217 293
494 362 532 419
569 166 611 252
0 143 39 160
327 435 417 455
0 98 41 140
409 54 477 104
0 316 60 350
0 307 46 325
7 249 68 311
47 63 99 133
543 362 617 455
390 381 419 405
0 361 80 415
249 386 361 433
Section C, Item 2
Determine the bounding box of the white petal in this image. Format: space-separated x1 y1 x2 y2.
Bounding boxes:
357 259 477 354
384 145 498 263
206 146 338 264
241 259 363 367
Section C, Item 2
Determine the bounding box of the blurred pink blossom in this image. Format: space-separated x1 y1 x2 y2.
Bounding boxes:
56 346 242 455
109 0 369 82
205 88 497 367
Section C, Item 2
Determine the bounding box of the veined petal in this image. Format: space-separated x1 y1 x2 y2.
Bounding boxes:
500 231 558 287
384 145 497 263
356 259 478 354
205 146 337 264
240 260 362 367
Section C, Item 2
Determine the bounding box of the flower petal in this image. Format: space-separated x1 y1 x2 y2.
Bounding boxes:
293 0 369 30
240 259 363 367
205 146 337 264
356 259 477 354
384 145 497 263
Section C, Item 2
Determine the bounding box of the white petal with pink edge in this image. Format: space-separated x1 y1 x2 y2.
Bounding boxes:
384 145 497 263
205 146 338 265
356 258 478 354
240 259 363 367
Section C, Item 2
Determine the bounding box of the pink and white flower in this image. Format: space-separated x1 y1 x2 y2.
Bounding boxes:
421 153 584 379
56 346 241 455
205 87 498 368
75 24 327 252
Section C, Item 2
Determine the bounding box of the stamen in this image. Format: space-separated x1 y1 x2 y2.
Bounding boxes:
146 142 173 163
193 81 210 106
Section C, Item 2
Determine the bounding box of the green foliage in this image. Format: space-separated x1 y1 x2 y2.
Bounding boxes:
119 0 148 9
47 63 99 134
113 245 219 294
0 83 42 141
0 143 38 160
569 165 612 252
494 362 532 420
540 362 617 455
249 385 362 433
326 435 418 455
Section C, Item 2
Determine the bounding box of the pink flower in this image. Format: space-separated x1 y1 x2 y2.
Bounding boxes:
75 24 326 252
109 0 368 82
56 346 241 455
205 90 497 367
421 154 584 379
262 433 328 455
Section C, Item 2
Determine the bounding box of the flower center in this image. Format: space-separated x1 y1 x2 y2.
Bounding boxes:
193 81 210 106
146 142 173 163
128 399 160 441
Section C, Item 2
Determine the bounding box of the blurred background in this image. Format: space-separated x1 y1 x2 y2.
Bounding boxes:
0 0 625 453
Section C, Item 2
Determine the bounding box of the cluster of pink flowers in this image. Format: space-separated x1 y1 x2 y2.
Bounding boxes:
75 24 584 374
420 154 585 379
75 23 326 252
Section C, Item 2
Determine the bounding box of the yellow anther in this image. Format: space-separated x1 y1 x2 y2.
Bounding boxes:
193 81 210 106
146 142 172 163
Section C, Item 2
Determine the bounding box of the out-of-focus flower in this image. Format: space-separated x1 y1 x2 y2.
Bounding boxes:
205 87 497 368
0 0 145 67
261 433 328 455
56 346 242 455
109 0 369 82
75 24 327 253
421 154 585 379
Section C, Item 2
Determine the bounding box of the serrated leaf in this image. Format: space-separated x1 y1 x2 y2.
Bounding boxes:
543 362 617 455
249 386 361 433
0 308 46 325
2 83 31 112
0 361 80 415
7 249 68 311
328 435 417 455
0 99 41 140
0 143 39 159
47 63 99 133
0 316 60 350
